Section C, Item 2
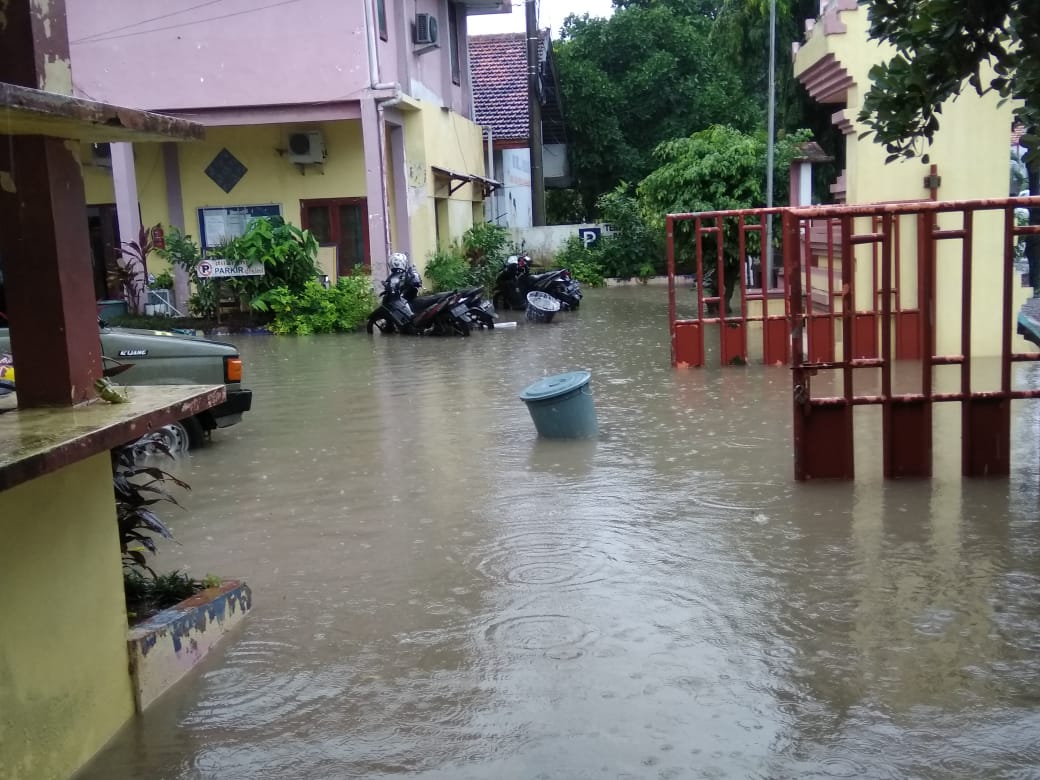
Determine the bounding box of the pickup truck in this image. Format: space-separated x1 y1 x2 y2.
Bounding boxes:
0 323 252 448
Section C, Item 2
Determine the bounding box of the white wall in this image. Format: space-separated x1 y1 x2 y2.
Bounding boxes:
511 223 610 261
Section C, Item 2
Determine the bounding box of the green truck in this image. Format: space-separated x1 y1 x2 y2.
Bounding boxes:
0 323 252 449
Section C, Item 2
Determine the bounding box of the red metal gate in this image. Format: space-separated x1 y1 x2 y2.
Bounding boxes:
785 197 1040 480
667 209 788 367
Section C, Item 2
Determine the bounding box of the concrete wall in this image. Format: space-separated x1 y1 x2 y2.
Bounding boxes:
0 454 134 780
68 0 471 118
794 5 1028 358
67 0 370 110
83 101 486 280
511 224 610 262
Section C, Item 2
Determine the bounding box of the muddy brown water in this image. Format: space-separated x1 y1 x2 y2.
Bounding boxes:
78 286 1040 779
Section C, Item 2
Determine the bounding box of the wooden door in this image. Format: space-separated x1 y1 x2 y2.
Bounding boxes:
301 198 370 277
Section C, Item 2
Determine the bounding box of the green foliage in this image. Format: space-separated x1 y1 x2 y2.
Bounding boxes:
462 222 510 265
553 236 606 287
156 228 219 318
150 270 175 290
424 246 472 292
253 271 377 335
124 569 205 622
227 216 321 308
858 0 1038 165
637 124 813 302
546 189 588 225
556 1 760 213
112 438 189 576
594 186 662 279
425 225 508 295
111 223 159 313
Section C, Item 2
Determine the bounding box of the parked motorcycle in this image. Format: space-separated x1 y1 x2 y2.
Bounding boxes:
400 271 496 330
493 254 582 311
367 254 471 337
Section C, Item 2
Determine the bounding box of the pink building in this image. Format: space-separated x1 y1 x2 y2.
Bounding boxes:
68 0 508 300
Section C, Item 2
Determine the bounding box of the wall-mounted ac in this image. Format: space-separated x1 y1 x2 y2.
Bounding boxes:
288 131 326 165
91 142 112 168
414 12 439 45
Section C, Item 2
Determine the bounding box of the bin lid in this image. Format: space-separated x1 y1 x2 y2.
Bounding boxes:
519 371 591 402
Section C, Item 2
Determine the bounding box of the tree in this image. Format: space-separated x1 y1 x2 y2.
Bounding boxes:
638 124 812 307
857 0 1039 293
858 0 1038 162
556 1 758 214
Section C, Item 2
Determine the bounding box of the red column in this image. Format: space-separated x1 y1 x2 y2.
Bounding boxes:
0 0 103 406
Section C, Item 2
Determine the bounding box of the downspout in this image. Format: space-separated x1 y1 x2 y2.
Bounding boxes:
486 126 494 222
362 0 403 275
363 0 400 93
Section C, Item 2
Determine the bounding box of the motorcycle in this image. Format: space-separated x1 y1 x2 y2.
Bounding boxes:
367 267 471 337
400 270 496 330
493 254 582 311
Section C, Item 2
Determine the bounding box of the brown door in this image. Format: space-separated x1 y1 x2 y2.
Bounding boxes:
86 204 120 299
300 198 370 277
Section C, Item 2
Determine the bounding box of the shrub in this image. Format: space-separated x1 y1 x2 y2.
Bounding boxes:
424 246 472 292
553 236 606 287
150 270 175 290
462 222 510 266
594 187 663 280
254 270 377 335
156 228 219 318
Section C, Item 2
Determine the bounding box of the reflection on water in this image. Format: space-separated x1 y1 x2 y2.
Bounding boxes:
78 286 1040 779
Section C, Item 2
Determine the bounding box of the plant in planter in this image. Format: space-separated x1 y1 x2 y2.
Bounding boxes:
112 437 208 621
111 224 160 315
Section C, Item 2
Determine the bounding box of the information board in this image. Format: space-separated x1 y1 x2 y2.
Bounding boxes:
197 204 282 250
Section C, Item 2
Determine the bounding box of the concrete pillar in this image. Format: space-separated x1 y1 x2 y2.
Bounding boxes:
0 0 102 406
162 143 191 312
111 142 144 312
388 122 411 260
361 97 389 280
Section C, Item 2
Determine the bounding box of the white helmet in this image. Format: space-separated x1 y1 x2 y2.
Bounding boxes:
388 252 409 272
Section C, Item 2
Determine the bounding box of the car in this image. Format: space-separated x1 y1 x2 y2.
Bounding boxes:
0 322 252 450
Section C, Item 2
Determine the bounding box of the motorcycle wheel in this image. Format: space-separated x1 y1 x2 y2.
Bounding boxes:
470 309 495 329
454 319 471 337
367 311 394 334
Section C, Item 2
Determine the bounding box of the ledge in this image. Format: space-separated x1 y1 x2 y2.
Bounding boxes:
0 82 204 143
128 580 252 711
0 384 225 492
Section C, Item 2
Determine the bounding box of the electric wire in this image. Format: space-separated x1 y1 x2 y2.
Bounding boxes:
70 0 309 45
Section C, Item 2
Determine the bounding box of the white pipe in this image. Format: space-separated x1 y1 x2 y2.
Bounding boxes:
363 0 401 92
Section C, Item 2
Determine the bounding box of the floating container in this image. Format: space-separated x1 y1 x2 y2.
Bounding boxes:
525 290 561 323
519 370 598 439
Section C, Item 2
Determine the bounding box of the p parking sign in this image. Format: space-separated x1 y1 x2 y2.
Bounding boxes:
579 227 602 248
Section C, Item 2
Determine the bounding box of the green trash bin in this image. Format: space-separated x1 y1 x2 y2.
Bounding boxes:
519 370 598 439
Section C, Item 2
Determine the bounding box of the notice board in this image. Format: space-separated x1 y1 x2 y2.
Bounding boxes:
197 204 282 250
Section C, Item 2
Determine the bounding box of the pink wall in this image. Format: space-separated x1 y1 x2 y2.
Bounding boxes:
67 0 469 115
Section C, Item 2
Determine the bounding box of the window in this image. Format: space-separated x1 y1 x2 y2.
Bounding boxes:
377 0 387 41
301 198 370 276
448 2 460 86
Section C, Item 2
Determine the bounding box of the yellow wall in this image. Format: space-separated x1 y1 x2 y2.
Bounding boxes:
0 454 134 780
83 107 488 281
405 102 487 271
794 6 1029 357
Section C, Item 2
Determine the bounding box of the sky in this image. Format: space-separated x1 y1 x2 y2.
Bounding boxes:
467 0 615 37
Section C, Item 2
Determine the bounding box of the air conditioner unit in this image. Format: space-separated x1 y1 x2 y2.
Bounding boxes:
91 142 112 168
414 12 439 45
287 131 326 165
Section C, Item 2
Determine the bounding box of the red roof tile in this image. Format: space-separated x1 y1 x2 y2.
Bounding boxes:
469 32 541 143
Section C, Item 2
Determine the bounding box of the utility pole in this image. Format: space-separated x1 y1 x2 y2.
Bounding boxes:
527 0 546 226
764 0 777 289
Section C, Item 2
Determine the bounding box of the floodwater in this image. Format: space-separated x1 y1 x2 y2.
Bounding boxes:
79 285 1040 780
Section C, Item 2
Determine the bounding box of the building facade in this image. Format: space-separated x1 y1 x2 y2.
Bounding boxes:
68 0 508 300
